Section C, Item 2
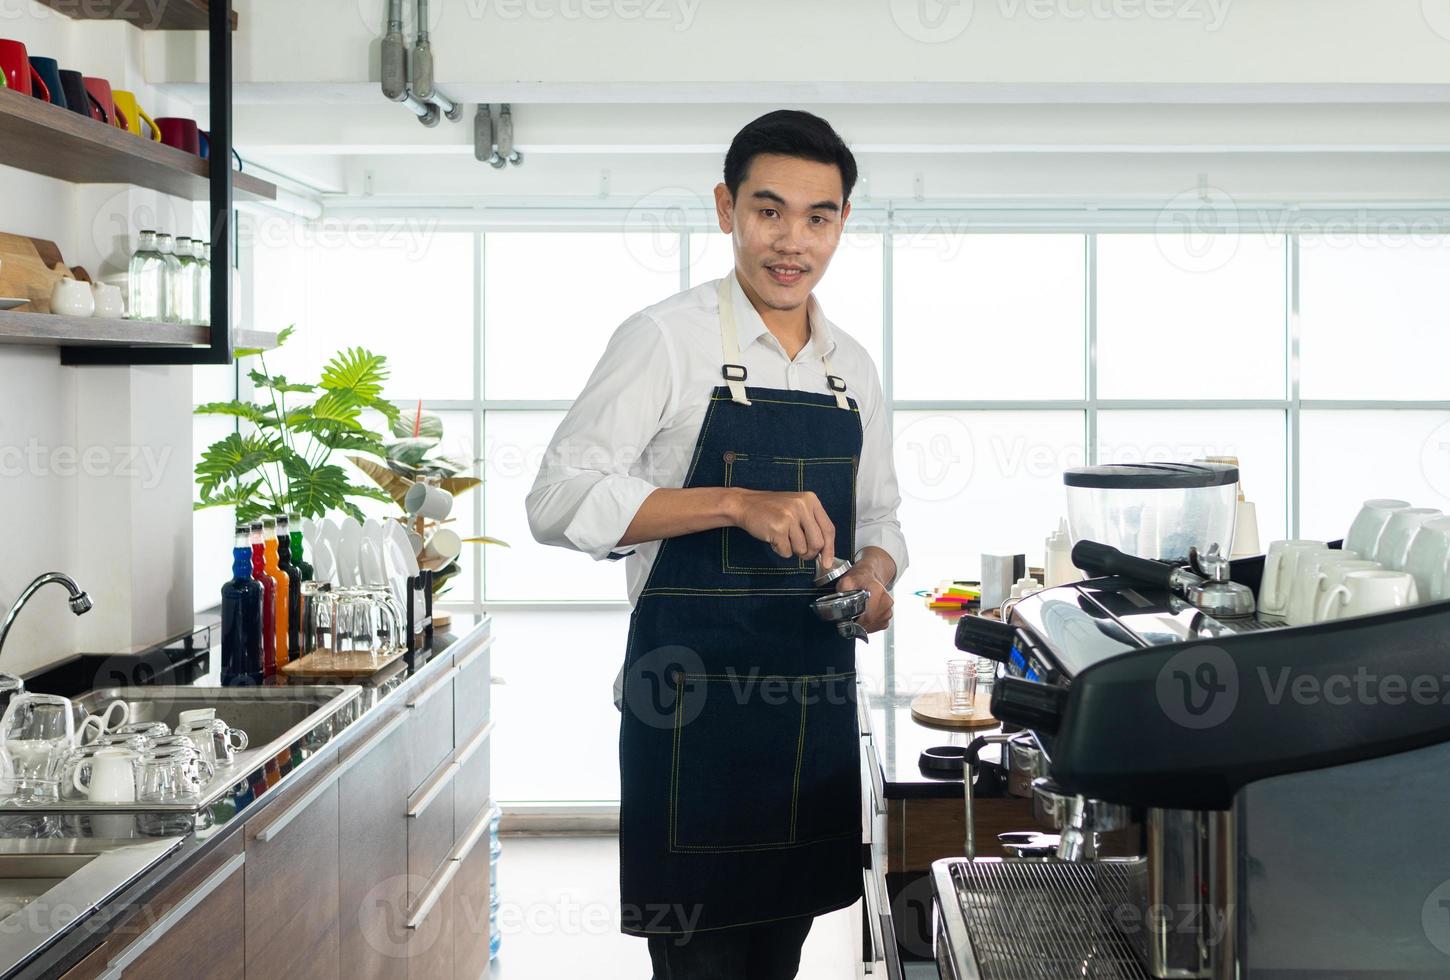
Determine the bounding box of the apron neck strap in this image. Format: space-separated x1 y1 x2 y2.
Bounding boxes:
717 276 851 411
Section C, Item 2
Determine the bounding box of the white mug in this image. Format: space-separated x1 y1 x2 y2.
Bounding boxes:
1285 549 1361 627
1313 560 1384 622
72 747 138 803
1345 499 1411 561
1319 569 1419 621
405 482 453 521
419 528 461 566
49 278 94 318
1259 540 1328 617
1403 517 1450 601
90 281 124 319
177 708 215 729
1374 507 1442 569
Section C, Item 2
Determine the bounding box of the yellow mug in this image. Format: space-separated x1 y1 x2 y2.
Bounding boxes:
112 90 159 142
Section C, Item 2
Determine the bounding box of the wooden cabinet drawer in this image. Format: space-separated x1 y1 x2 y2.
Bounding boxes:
406 660 456 795
452 804 493 980
453 632 492 748
408 759 458 890
453 719 493 842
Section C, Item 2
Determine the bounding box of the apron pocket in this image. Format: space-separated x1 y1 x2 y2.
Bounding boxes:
721 452 857 576
669 671 857 853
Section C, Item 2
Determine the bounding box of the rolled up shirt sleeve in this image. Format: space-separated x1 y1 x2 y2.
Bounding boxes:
526 313 673 561
853 362 909 586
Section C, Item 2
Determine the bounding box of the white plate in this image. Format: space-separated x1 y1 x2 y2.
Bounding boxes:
311 536 336 585
358 536 385 586
337 517 363 588
387 519 420 578
0 299 27 311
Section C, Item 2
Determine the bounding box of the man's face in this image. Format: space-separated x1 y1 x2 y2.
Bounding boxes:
714 153 850 312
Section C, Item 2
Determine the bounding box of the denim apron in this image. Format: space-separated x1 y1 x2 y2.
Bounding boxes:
618 277 864 937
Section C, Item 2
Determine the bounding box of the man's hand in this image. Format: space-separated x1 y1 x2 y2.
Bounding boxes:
728 489 836 567
838 547 896 634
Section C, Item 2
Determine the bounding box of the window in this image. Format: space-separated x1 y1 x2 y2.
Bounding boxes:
212 211 1446 807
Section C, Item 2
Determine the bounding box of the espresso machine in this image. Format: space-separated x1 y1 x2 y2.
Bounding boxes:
931 464 1450 979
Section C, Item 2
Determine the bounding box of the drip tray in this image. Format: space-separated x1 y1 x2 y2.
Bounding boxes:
932 858 1150 980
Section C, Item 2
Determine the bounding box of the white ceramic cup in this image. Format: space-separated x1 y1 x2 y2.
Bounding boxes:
1374 507 1442 569
420 528 462 565
1319 569 1419 620
1285 549 1361 627
177 708 215 729
50 279 94 318
90 281 124 319
72 747 138 803
1403 517 1450 601
1345 499 1411 561
1312 560 1384 622
1259 540 1329 617
405 482 454 521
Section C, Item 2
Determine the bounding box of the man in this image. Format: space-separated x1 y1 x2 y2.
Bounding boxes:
526 109 908 979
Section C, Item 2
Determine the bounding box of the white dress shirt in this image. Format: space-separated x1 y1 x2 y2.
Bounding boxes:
526 273 909 605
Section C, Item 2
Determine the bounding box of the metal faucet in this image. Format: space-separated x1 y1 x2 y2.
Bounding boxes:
0 573 93 662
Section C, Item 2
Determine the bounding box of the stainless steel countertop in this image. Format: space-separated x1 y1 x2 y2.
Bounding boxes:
0 614 491 979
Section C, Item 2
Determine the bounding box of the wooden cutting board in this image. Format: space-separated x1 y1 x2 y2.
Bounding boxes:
0 233 73 312
910 691 998 730
279 647 406 679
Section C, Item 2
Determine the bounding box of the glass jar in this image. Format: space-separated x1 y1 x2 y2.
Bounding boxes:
127 230 165 322
173 236 199 325
154 234 183 324
195 241 212 326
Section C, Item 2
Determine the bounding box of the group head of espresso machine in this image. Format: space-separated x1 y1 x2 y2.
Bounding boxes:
935 538 1450 980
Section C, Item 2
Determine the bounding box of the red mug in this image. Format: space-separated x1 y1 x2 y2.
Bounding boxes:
156 116 200 155
0 39 49 101
82 76 128 129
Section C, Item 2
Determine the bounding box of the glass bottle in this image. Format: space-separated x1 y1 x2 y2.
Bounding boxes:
288 514 314 584
155 234 183 324
250 521 277 678
276 514 303 665
127 230 165 321
173 236 198 325
221 524 264 685
196 241 212 326
262 517 290 670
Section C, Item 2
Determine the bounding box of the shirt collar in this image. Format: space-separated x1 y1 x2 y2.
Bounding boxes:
725 272 838 360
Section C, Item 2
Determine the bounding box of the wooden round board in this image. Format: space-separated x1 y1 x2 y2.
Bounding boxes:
910 691 998 730
280 647 405 679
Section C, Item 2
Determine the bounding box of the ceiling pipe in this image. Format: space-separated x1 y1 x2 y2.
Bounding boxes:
497 103 523 166
474 103 504 167
380 0 407 102
412 0 463 124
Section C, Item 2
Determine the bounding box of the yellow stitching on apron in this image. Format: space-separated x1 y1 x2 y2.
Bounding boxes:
721 455 813 575
790 677 807 842
710 394 860 412
669 669 685 850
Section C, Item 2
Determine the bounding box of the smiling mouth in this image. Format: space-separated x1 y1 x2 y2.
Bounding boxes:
765 263 809 285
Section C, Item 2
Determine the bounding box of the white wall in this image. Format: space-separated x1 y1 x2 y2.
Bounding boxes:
0 5 205 675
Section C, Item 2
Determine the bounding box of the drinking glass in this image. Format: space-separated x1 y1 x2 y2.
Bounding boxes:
136 745 214 803
1 693 75 780
946 659 978 716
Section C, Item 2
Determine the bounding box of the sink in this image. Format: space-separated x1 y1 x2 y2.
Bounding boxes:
0 837 183 974
7 685 365 813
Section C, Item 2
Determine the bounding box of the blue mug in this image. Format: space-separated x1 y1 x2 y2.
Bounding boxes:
197 130 244 171
27 56 64 109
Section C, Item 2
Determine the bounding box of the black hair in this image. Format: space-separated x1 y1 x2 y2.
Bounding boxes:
723 110 858 204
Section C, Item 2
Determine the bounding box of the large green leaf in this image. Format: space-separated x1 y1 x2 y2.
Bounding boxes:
280 457 350 519
195 432 288 497
194 401 276 425
307 392 364 426
386 437 437 467
312 426 387 456
248 370 316 395
344 483 395 505
320 348 388 404
194 479 264 512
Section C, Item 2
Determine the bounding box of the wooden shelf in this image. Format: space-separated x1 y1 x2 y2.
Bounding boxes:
0 311 276 350
35 0 237 30
0 90 273 202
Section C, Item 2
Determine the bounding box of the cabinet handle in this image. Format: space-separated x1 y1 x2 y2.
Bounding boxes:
256 767 340 843
861 868 883 972
408 762 459 819
454 634 495 673
100 852 245 979
456 720 494 766
407 666 458 709
337 711 408 780
406 858 460 930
